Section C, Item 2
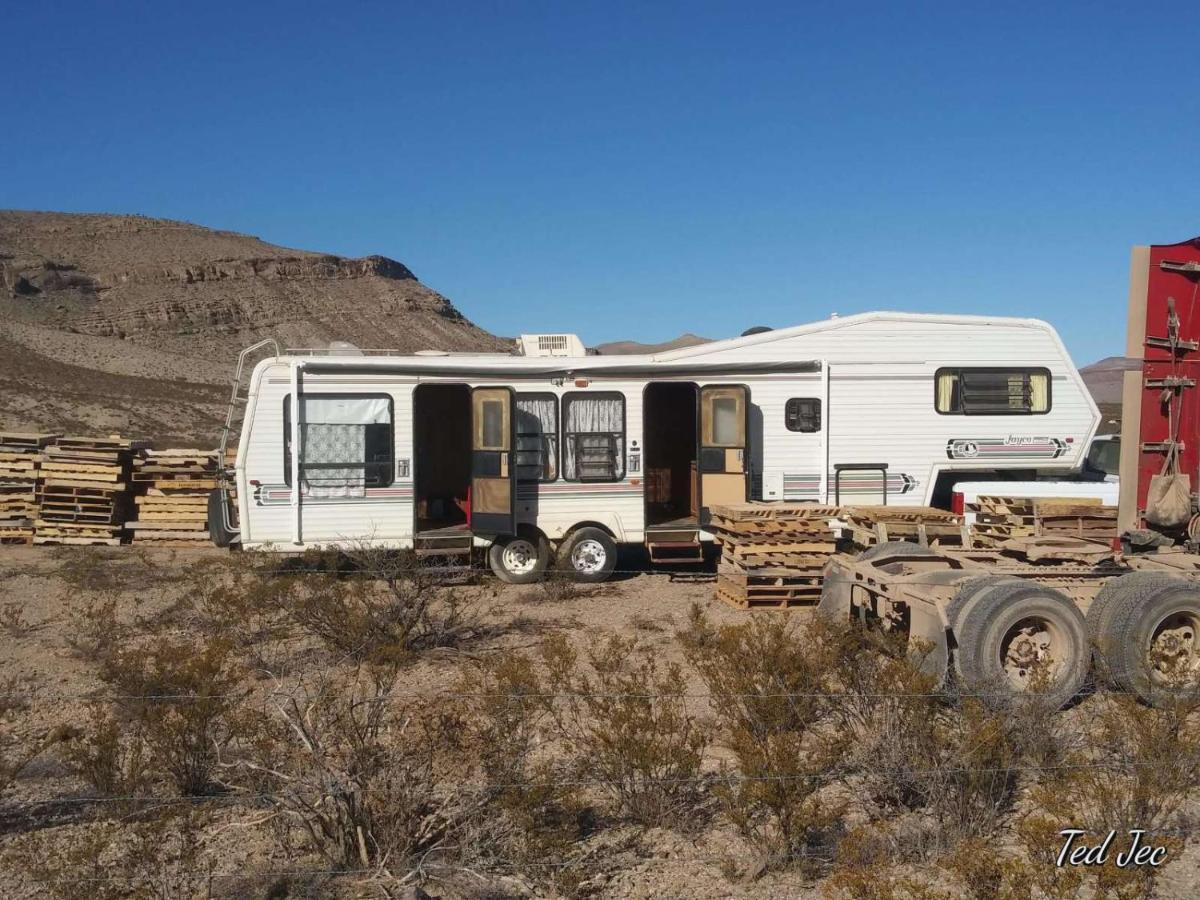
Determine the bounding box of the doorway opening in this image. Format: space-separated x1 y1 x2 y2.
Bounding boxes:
413 383 471 534
643 382 699 528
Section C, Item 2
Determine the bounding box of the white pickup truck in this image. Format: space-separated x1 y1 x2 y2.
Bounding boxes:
951 434 1119 525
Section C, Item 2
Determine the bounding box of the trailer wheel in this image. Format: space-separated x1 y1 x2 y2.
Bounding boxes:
1086 573 1180 685
954 580 1088 709
1103 577 1200 703
488 532 551 584
857 541 937 563
558 527 618 583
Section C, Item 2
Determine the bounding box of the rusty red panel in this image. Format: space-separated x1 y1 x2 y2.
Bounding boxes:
1136 237 1200 522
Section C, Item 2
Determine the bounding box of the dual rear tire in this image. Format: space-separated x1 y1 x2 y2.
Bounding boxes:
487 527 618 585
950 576 1089 710
1088 573 1200 703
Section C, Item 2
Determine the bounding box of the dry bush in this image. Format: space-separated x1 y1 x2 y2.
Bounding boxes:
679 607 844 875
1019 689 1200 899
62 705 149 801
64 592 126 662
51 545 128 592
284 563 483 665
9 812 208 900
244 664 465 874
536 568 582 603
99 636 246 796
542 632 711 828
0 601 34 637
454 652 592 891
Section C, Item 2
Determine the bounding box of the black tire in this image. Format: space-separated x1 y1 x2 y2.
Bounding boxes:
946 575 1021 630
1086 573 1180 686
857 541 937 563
557 527 618 583
487 531 551 584
954 579 1089 710
1104 576 1200 703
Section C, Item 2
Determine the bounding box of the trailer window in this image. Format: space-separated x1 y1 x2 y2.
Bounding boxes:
785 398 822 433
515 393 559 482
284 394 395 495
934 368 1050 415
563 392 625 482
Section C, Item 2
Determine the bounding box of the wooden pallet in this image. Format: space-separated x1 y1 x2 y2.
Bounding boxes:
709 503 841 522
716 581 822 609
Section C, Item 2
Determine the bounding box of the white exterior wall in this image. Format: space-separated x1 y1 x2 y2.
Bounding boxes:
671 316 1098 506
234 313 1099 550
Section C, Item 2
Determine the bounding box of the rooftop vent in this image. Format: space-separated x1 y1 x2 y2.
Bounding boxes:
516 333 587 357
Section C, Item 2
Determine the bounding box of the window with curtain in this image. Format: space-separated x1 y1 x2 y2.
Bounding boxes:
563 392 625 481
934 368 1051 415
515 393 558 482
284 394 394 496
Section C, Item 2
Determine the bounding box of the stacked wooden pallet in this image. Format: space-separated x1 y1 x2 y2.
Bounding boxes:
1034 499 1115 543
127 449 218 544
0 433 55 544
842 505 966 549
967 496 1038 548
709 503 841 609
35 436 138 546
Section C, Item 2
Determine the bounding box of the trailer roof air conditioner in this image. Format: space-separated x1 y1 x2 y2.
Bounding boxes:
516 333 587 357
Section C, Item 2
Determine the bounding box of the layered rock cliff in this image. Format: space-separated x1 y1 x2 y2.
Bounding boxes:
0 211 507 442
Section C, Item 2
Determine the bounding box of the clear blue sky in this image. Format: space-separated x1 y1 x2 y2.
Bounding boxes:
4 2 1197 364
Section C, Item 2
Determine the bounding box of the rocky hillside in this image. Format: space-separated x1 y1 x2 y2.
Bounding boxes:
0 211 507 443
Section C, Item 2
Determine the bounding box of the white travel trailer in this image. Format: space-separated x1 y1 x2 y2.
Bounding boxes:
213 312 1100 582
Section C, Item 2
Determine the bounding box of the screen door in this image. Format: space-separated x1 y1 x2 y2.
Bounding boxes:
698 385 749 514
471 387 516 535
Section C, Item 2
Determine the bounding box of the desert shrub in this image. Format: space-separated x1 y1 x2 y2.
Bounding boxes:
9 812 207 900
64 592 125 662
244 664 464 872
1020 689 1200 898
99 636 246 796
679 607 844 875
455 652 591 888
63 705 149 801
0 601 34 637
284 563 482 665
542 632 711 828
535 568 582 603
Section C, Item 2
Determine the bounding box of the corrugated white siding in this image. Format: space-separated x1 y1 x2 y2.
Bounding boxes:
235 315 1099 549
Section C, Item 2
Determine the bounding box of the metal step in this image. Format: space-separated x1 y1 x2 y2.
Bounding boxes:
647 538 704 564
414 531 474 556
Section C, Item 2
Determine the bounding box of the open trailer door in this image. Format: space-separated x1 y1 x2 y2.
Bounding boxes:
471 386 517 536
698 384 750 519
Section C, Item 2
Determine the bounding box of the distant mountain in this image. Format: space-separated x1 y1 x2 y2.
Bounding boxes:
593 333 712 355
1079 355 1137 407
0 211 506 443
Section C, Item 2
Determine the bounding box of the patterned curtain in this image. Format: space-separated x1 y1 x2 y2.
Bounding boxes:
302 423 367 498
563 395 624 480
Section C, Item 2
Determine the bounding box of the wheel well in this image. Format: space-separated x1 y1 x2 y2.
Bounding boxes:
515 523 549 544
561 521 617 542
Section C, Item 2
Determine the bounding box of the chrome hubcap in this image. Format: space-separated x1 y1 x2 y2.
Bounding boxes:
501 539 538 575
571 539 607 575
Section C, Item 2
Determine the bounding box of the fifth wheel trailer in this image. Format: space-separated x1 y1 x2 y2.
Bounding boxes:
212 312 1098 581
819 236 1200 708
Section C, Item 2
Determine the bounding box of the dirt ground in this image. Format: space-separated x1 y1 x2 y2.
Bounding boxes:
2 544 1200 899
